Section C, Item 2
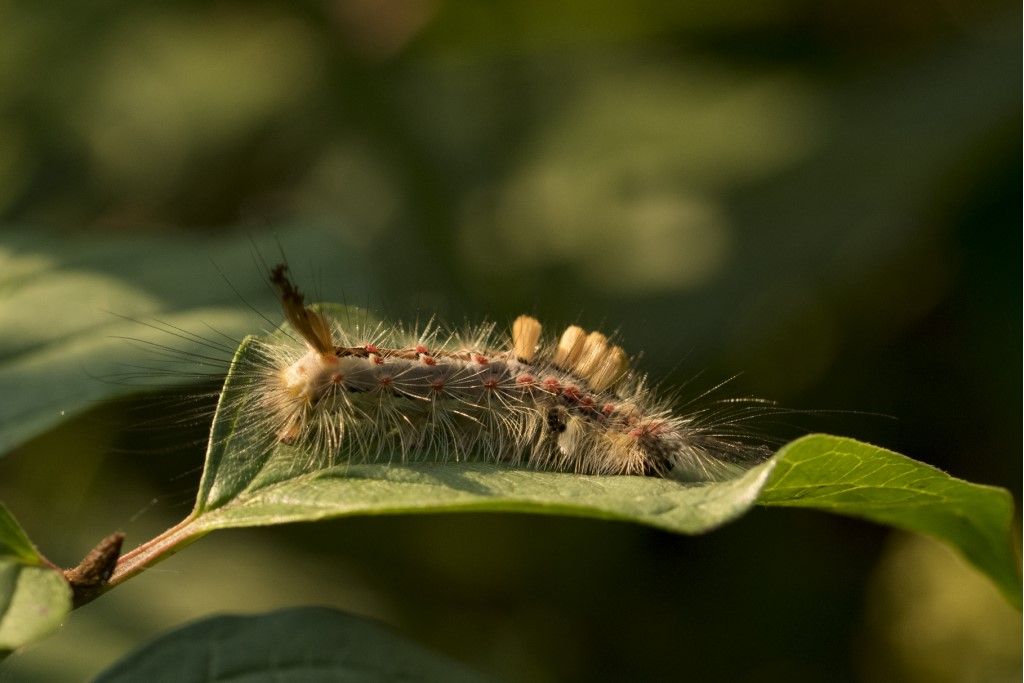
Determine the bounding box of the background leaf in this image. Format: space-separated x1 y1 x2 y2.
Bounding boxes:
0 227 372 458
93 606 491 683
0 504 71 658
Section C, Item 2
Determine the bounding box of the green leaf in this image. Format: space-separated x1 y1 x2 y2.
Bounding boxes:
0 504 72 658
195 460 776 535
759 434 1022 608
93 606 491 683
0 503 40 564
0 227 371 458
120 316 1013 610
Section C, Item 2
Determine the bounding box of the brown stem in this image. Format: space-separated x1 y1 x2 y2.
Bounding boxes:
104 515 208 590
64 532 125 608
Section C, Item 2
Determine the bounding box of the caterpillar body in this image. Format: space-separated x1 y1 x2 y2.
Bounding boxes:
215 265 772 482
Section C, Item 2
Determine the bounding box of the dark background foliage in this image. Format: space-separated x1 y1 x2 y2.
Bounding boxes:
0 2 1019 681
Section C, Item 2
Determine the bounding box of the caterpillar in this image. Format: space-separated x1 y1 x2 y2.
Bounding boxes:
211 264 775 482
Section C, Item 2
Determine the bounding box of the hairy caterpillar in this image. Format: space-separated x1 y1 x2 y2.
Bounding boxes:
210 264 775 482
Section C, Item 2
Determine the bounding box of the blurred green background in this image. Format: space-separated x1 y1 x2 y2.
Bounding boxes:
0 1 1020 681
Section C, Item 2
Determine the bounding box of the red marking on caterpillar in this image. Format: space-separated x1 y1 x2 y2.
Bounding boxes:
214 264 778 481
